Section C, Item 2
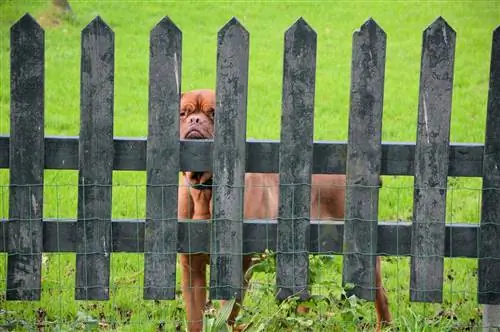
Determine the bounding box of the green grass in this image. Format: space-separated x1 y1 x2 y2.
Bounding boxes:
0 0 498 330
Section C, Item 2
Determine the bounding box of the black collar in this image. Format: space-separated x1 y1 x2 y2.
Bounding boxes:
190 177 213 191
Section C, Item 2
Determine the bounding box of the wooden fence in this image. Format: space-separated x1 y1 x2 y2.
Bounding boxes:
0 12 499 318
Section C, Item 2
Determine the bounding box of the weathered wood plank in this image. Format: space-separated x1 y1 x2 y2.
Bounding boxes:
75 16 114 301
0 219 482 259
276 18 316 301
209 18 249 300
143 16 181 301
410 17 455 303
7 14 45 301
0 136 486 177
342 18 386 301
479 26 500 305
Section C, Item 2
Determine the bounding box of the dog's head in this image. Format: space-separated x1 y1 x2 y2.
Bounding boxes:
180 89 216 140
180 89 216 190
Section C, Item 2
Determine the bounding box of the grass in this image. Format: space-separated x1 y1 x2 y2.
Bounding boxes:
0 0 498 330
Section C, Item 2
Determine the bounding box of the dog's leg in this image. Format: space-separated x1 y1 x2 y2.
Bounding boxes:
178 181 213 331
220 254 253 328
181 253 209 332
375 256 391 331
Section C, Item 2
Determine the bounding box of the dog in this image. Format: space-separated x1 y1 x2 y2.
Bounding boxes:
178 89 391 331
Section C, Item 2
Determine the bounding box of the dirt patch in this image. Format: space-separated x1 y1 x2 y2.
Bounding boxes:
37 11 61 28
37 5 72 29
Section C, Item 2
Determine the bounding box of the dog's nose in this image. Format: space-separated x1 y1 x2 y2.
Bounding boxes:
189 116 201 124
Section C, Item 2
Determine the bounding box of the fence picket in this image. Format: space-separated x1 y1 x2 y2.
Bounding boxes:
143 16 182 300
410 17 455 303
479 26 500 305
342 18 386 301
7 14 45 301
75 16 115 300
276 18 317 301
209 18 249 300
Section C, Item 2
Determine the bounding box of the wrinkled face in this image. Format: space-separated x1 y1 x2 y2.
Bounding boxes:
180 89 216 140
180 89 216 187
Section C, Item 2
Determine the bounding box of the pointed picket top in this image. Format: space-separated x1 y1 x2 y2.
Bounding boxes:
218 17 248 42
283 17 317 65
419 16 456 75
426 16 454 31
285 17 317 40
82 16 113 36
494 25 500 46
355 17 386 39
221 16 243 30
151 16 181 36
492 25 500 70
11 13 43 33
424 16 455 39
492 26 500 82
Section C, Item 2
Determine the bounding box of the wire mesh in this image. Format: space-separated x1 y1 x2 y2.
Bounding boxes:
0 178 491 330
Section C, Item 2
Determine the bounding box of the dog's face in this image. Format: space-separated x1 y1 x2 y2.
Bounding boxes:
180 89 216 189
180 89 216 140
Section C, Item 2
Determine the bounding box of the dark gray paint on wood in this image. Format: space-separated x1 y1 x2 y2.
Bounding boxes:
7 14 44 301
276 18 316 301
209 18 249 300
0 219 481 260
342 18 386 301
75 16 114 301
0 136 485 177
479 26 500 305
143 16 181 301
410 17 455 303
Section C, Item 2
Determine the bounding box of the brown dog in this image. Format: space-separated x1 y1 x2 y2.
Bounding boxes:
178 89 391 331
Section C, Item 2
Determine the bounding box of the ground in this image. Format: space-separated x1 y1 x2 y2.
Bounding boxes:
0 0 498 330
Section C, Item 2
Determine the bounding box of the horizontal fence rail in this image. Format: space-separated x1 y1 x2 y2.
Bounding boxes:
0 219 482 258
0 136 485 176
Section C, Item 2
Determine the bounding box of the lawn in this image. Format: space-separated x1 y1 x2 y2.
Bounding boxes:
0 0 498 330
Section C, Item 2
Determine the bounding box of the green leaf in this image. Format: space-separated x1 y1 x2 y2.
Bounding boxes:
344 283 356 291
212 298 236 331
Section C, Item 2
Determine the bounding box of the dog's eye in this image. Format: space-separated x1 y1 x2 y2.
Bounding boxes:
207 108 215 117
180 111 186 118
